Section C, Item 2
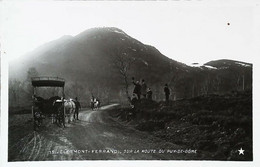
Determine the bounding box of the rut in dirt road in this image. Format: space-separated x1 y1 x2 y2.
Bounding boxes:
9 104 201 161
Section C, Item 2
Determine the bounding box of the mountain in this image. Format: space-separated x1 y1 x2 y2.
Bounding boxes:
186 59 252 97
9 27 252 104
10 28 184 83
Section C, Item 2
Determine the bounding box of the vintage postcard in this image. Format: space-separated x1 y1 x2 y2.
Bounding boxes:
1 0 259 167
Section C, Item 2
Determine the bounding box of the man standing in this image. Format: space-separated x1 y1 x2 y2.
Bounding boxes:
147 87 153 100
74 97 81 120
132 77 141 100
164 84 170 102
90 96 95 110
129 93 138 120
141 79 147 99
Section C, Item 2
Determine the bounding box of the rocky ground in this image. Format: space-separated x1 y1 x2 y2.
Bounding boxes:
108 90 252 161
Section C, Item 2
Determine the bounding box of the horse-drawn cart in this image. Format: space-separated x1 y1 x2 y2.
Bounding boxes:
31 77 66 130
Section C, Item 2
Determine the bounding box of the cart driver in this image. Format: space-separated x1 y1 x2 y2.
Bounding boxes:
74 97 81 120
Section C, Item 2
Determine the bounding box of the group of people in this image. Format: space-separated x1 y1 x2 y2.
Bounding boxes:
131 77 171 103
131 77 153 101
128 78 171 121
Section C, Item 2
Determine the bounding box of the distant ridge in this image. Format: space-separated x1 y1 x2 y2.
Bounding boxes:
9 27 252 102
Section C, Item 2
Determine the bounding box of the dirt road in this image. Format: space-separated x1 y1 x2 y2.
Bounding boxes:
8 104 201 161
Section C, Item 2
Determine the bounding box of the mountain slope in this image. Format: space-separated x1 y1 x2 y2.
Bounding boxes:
9 27 252 103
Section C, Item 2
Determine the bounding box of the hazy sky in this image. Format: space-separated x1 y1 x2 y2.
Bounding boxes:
1 1 259 65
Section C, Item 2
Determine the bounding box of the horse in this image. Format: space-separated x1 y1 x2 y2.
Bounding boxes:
90 98 95 110
71 98 81 120
63 99 76 123
90 98 100 110
94 100 100 110
33 95 62 129
53 98 76 127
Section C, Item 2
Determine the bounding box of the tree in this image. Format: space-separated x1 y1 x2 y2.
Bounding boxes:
212 75 222 93
201 73 211 96
69 81 84 99
234 71 245 91
9 79 23 107
26 67 39 82
112 47 136 103
165 63 177 100
25 67 39 97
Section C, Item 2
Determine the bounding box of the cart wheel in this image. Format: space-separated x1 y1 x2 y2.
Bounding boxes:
33 111 39 131
33 111 42 130
58 106 66 128
34 118 40 131
63 113 66 128
33 119 37 131
32 107 36 131
63 106 66 128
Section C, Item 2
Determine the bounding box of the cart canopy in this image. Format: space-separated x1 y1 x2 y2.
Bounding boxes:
31 77 65 87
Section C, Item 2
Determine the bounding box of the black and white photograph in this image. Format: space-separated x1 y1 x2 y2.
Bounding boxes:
1 0 259 166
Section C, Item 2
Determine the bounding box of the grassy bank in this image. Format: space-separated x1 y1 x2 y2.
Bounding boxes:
108 91 252 161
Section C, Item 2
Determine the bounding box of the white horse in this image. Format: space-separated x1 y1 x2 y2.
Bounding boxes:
64 99 76 123
94 100 100 110
91 98 100 110
53 98 76 127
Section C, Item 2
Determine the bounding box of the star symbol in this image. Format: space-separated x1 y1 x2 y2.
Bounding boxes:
238 148 245 155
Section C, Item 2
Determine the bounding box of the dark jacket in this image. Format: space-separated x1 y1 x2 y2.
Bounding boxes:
133 82 141 94
147 90 153 100
74 100 81 110
164 86 170 95
141 83 147 95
